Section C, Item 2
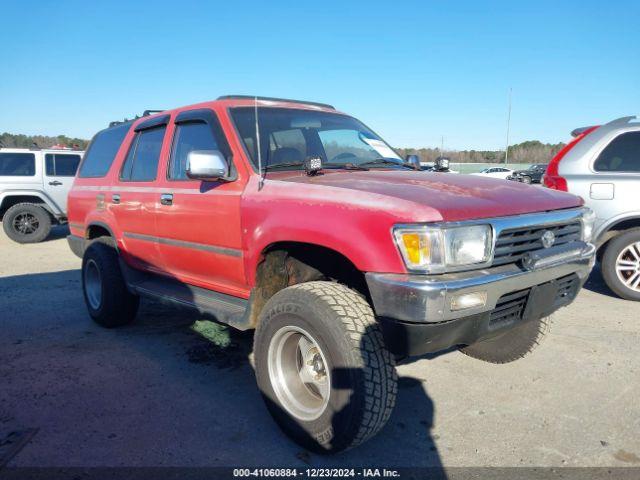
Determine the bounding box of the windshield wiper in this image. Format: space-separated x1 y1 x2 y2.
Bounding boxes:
358 158 413 169
263 162 304 171
323 162 369 171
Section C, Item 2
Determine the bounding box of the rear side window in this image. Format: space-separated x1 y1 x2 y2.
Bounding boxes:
594 132 640 172
0 153 36 176
45 154 81 176
169 122 221 180
79 124 130 178
120 126 166 182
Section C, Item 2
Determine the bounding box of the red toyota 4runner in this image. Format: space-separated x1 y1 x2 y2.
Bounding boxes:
67 96 596 452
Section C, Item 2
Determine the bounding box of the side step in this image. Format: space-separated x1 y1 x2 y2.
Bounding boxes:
120 261 251 330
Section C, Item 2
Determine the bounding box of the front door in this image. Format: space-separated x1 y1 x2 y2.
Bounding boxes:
43 152 82 213
154 108 247 298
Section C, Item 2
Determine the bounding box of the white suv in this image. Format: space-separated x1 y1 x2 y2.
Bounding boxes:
0 148 83 243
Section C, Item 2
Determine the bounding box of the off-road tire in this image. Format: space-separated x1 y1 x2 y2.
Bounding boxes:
460 316 550 364
521 175 532 184
254 281 397 453
2 203 52 243
82 238 139 327
601 229 640 301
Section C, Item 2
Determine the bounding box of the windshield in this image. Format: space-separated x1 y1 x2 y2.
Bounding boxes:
230 107 402 171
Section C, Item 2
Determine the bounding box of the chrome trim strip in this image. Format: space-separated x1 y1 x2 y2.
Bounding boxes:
123 232 242 258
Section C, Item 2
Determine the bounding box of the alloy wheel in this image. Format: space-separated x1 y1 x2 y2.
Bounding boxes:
267 325 331 421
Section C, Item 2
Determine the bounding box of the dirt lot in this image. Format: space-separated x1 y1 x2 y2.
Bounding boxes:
1 227 639 469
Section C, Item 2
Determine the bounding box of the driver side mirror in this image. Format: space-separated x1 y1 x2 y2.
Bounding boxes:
405 154 421 170
186 150 228 180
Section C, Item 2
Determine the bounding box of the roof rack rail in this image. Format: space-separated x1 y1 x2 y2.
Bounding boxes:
217 95 335 110
108 109 165 128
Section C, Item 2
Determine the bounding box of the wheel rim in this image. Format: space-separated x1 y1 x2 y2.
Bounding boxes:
12 213 39 235
267 325 331 421
615 242 640 292
84 259 103 309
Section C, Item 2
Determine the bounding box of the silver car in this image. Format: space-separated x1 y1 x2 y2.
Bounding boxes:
543 116 640 300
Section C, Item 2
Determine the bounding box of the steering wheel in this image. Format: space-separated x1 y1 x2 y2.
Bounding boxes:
330 152 357 162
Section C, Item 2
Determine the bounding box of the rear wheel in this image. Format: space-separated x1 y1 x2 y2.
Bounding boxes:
602 229 640 301
253 281 397 453
82 238 139 327
460 316 550 364
2 203 51 243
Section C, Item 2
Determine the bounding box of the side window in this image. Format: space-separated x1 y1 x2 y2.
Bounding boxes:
45 154 81 176
0 153 36 176
120 126 166 182
169 122 220 180
594 132 640 173
79 123 130 178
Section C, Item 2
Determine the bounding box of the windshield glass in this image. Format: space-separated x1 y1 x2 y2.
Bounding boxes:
230 107 402 171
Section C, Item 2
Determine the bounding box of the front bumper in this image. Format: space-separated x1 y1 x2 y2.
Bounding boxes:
366 241 596 356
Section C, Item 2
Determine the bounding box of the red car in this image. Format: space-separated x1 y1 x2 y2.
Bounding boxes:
67 96 596 452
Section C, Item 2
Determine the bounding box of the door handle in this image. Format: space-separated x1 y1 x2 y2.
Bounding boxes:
48 180 63 186
112 194 120 204
160 193 173 206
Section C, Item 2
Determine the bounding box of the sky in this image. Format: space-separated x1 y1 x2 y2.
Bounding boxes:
0 0 638 151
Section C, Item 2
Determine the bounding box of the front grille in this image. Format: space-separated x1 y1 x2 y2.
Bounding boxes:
493 220 582 267
555 274 580 301
489 288 529 328
488 273 580 329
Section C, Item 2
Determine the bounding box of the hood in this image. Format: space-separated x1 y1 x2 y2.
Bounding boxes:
269 170 582 222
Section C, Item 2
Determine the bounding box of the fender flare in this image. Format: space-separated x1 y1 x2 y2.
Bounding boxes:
0 189 64 217
595 211 640 246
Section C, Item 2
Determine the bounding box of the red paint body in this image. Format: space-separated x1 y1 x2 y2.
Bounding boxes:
68 99 583 299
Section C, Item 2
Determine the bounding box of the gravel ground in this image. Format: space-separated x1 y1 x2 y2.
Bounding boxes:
0 227 639 469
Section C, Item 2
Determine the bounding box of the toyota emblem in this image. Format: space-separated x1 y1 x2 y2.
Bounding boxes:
541 230 556 249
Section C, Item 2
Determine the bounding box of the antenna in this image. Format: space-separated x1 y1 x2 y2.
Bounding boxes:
504 88 512 165
255 96 264 190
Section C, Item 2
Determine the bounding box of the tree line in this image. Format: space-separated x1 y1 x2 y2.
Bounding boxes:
0 132 89 150
397 140 566 164
1 131 564 165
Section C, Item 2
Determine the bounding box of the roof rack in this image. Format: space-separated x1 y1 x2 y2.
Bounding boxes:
217 95 335 110
109 109 165 128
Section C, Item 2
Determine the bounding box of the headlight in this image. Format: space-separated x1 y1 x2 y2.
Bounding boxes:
581 207 596 243
394 224 493 273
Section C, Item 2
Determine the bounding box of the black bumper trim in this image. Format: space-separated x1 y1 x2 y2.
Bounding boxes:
379 274 580 356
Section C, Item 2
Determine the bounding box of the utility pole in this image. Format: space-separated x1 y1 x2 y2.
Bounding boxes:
504 88 512 165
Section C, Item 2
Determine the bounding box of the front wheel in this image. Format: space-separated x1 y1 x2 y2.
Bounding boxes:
253 282 397 453
460 316 550 364
521 175 532 184
601 229 640 301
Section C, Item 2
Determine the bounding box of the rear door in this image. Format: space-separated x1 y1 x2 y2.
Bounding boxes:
110 116 170 272
589 130 640 227
43 152 82 213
